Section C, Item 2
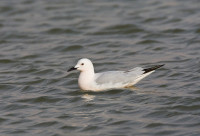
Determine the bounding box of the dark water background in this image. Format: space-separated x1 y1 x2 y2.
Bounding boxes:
0 0 200 136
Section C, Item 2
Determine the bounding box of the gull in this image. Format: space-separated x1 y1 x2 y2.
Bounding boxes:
68 58 164 91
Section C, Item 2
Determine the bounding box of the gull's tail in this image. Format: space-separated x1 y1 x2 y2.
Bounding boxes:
129 64 165 86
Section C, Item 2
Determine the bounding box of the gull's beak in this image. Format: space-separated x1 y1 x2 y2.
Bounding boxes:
67 67 77 72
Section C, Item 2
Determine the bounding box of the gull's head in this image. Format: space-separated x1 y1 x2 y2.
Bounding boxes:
68 58 94 72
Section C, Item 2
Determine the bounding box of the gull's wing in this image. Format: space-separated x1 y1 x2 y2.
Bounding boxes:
95 67 144 85
94 64 164 86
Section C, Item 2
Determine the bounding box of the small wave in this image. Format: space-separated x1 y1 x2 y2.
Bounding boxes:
89 24 145 35
45 28 79 34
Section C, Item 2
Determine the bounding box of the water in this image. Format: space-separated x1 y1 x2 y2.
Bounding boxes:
0 0 200 135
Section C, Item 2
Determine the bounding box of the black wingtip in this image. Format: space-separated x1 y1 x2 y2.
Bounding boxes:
143 64 165 74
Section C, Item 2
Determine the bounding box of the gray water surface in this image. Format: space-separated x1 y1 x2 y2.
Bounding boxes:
0 0 200 136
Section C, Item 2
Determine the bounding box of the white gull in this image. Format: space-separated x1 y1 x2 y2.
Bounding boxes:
68 58 164 91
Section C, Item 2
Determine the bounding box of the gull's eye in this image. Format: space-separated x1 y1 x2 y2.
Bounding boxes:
81 63 84 65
